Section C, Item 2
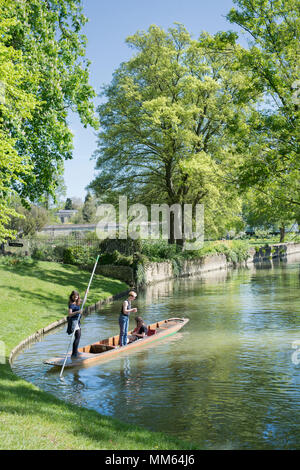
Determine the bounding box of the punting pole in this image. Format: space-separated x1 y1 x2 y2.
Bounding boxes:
60 255 100 379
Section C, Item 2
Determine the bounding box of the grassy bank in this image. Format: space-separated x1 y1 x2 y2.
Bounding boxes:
0 259 196 450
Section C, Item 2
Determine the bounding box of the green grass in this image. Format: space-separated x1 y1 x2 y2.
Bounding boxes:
1 258 128 351
248 236 300 245
0 259 197 450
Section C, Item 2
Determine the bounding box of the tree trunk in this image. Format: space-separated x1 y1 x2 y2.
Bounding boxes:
168 205 184 250
168 211 175 245
279 224 285 243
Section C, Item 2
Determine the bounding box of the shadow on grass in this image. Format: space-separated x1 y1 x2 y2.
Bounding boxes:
4 261 114 289
1 283 68 311
0 364 197 450
2 261 128 310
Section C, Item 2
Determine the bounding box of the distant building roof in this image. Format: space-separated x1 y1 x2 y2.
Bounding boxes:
54 210 78 224
55 210 78 214
41 223 96 230
38 223 96 236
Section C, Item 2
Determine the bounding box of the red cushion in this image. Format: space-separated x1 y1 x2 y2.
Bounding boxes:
147 328 156 336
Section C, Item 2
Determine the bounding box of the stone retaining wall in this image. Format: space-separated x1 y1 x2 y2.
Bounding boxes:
248 242 300 263
142 242 300 285
143 253 230 284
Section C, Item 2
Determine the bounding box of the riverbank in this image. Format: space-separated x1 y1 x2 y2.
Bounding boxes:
141 241 300 284
0 259 196 450
95 240 300 286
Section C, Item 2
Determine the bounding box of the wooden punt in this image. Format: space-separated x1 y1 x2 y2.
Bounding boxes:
44 317 189 368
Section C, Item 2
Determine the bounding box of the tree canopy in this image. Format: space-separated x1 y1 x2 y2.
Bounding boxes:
2 0 298 243
0 0 98 240
227 0 300 207
89 24 261 242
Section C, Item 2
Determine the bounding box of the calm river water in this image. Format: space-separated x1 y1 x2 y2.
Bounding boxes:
12 255 300 449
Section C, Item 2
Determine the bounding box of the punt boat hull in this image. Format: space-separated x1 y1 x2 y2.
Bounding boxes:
44 317 189 368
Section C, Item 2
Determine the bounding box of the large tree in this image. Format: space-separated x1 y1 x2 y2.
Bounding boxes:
0 0 38 239
243 183 297 242
226 0 300 207
0 0 98 240
9 199 49 237
90 24 259 243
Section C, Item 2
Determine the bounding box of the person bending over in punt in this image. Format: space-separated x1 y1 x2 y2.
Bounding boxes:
128 316 148 343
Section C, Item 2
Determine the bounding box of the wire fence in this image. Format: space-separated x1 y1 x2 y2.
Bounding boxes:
2 235 140 257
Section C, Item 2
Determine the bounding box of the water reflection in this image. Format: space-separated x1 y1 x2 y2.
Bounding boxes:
12 255 300 449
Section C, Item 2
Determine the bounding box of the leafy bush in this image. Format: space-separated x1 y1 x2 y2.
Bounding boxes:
32 248 44 260
32 245 64 262
230 240 250 262
171 256 184 277
63 246 82 264
141 240 180 260
0 254 34 266
62 246 98 266
135 263 146 287
99 237 140 255
113 252 133 266
182 240 250 264
98 250 133 266
254 229 270 239
213 241 250 263
133 252 149 266
98 252 115 265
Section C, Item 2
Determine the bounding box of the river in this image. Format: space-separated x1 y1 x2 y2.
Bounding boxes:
12 255 300 449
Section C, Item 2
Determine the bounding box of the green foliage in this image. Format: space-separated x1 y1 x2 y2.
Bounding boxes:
31 244 134 268
31 242 97 265
217 241 250 263
62 245 97 266
186 240 250 264
99 250 133 266
133 251 149 266
31 248 45 261
227 0 300 208
171 256 184 277
0 254 34 267
89 24 256 241
65 198 73 210
254 229 271 240
140 239 180 261
230 240 250 262
8 203 49 236
70 194 97 224
82 193 97 223
242 187 296 242
98 237 142 256
32 244 64 263
0 0 38 240
0 0 98 241
135 262 146 287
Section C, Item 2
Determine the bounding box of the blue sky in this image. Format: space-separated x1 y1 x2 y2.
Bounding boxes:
64 0 244 201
